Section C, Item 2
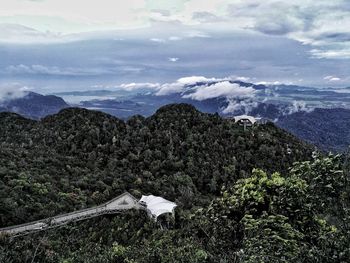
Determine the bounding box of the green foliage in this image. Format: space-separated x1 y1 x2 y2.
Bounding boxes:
195 162 350 262
241 213 304 262
0 105 311 226
3 104 349 262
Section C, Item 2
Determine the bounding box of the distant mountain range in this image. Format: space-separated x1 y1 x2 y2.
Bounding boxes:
2 81 350 152
277 108 350 152
0 92 69 119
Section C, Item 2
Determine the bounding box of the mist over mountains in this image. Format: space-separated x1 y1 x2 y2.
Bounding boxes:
53 77 350 117
0 91 68 119
2 78 350 152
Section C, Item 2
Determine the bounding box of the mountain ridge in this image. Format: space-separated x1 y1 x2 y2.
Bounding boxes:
0 91 69 119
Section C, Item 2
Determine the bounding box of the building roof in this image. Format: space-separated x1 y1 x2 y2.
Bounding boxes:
139 195 177 219
234 115 257 124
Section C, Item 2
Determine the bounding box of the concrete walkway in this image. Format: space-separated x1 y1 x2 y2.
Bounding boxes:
0 192 140 237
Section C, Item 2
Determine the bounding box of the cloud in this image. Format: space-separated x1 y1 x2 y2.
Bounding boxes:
168 36 182 41
310 49 350 59
0 23 68 43
324 75 341 82
254 17 302 36
119 82 160 91
222 99 259 115
186 30 211 38
5 64 116 76
226 1 350 59
155 82 184 96
0 0 350 60
123 76 258 113
192 11 224 23
182 81 256 101
0 0 146 34
283 100 314 115
234 76 251 82
168 57 179 62
176 76 218 85
150 38 166 43
124 76 257 101
0 83 29 102
257 81 282 86
154 76 226 96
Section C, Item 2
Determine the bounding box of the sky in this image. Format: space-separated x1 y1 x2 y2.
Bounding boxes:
0 0 350 94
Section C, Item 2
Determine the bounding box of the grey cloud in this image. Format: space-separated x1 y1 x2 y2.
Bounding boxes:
1 27 350 88
192 12 225 23
317 32 350 42
226 0 350 59
4 64 146 77
254 17 302 35
5 64 111 76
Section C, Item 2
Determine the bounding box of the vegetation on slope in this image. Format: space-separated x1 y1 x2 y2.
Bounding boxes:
277 108 350 152
1 104 349 262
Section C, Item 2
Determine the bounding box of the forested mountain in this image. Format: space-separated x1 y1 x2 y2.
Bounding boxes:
277 108 350 152
3 87 350 152
1 104 349 262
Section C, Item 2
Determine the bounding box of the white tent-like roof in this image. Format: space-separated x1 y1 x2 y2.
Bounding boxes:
139 195 177 219
234 115 257 124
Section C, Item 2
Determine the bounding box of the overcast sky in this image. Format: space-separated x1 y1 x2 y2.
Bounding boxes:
0 0 350 93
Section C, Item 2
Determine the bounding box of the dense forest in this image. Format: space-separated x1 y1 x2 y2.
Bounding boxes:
0 104 349 262
277 108 350 152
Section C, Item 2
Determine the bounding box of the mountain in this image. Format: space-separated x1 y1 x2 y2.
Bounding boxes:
57 80 350 119
277 108 350 152
2 104 349 262
3 82 350 152
0 104 312 227
0 91 69 119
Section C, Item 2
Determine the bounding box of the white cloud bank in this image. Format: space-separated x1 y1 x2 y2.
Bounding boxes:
182 81 255 101
324 75 341 82
115 75 318 115
117 76 256 101
154 76 229 96
117 76 257 113
0 84 30 102
119 82 160 91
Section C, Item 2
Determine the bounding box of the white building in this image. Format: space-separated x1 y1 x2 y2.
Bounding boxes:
139 195 177 221
233 115 258 126
232 115 267 130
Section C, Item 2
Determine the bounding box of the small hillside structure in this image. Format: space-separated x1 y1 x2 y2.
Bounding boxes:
139 195 177 220
232 115 267 130
234 115 258 126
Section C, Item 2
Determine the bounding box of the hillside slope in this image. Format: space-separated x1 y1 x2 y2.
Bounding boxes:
1 104 349 263
277 108 350 152
0 92 69 119
0 104 312 227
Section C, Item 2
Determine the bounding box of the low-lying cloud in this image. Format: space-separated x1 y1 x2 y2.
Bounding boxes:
223 99 259 115
182 81 256 101
0 84 29 102
154 76 231 96
119 82 160 91
119 76 258 114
